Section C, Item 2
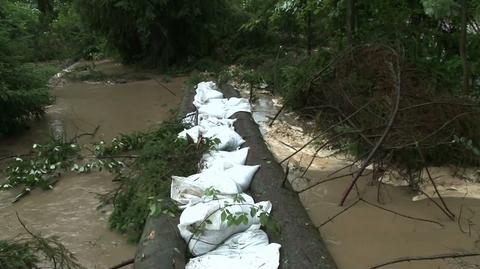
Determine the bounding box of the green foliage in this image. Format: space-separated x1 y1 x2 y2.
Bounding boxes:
201 188 280 236
75 0 239 67
0 0 100 137
38 2 102 60
107 120 209 241
0 240 39 269
0 0 100 62
454 135 480 157
185 72 213 88
0 218 85 269
421 0 459 18
2 137 80 192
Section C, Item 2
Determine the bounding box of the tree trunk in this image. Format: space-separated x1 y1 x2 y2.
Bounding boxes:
37 0 54 26
346 0 355 47
460 0 470 94
307 10 312 55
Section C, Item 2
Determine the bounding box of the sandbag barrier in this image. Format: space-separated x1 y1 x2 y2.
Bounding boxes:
133 82 338 269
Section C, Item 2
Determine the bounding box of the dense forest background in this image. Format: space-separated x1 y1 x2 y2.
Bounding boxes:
1 0 480 168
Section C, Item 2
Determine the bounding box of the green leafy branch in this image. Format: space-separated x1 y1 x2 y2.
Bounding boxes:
190 188 279 240
0 213 85 269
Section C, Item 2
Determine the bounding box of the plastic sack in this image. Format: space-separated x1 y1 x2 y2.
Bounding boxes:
178 126 204 143
200 147 250 171
198 99 227 119
225 97 252 118
203 126 245 151
181 112 197 126
197 97 251 119
171 163 259 206
178 194 272 256
225 164 260 191
171 176 205 208
186 226 281 269
199 116 236 130
172 169 240 199
193 81 223 107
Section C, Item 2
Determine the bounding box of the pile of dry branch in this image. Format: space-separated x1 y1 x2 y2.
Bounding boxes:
288 44 480 207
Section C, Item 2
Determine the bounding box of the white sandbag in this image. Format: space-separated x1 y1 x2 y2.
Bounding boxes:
225 97 251 118
181 112 197 126
172 168 240 199
193 81 223 107
186 226 281 269
225 164 260 191
171 176 205 208
203 126 245 151
200 147 250 171
178 195 272 256
198 116 236 130
198 99 227 118
214 224 269 249
178 126 204 143
171 164 258 207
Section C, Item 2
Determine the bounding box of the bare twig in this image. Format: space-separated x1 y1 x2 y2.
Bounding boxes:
359 198 443 227
70 125 100 143
369 252 480 269
419 189 456 221
153 78 177 96
316 199 361 228
298 170 374 194
269 104 285 127
107 258 135 269
415 144 455 220
279 101 372 164
340 60 402 206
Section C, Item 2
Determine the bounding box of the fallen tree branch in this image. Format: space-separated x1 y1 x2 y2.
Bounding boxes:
369 252 480 269
279 101 373 164
298 170 374 194
108 258 134 269
269 104 285 127
70 125 100 143
153 78 177 96
415 144 455 221
359 198 443 227
339 60 402 206
316 199 361 228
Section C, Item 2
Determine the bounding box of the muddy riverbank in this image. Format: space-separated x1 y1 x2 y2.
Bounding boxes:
0 60 186 268
241 86 480 269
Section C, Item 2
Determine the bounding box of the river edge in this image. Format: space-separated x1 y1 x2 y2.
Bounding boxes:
235 83 480 269
0 60 187 268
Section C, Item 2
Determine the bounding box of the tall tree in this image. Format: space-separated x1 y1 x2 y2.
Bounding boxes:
422 0 472 94
37 0 54 26
460 0 471 94
346 0 355 47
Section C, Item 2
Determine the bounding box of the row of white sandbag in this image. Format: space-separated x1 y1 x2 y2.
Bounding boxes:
172 81 280 269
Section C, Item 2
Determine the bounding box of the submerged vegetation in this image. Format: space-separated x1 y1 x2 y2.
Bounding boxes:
0 214 85 269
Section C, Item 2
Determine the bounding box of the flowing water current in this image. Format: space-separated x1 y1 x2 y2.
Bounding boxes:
0 60 186 269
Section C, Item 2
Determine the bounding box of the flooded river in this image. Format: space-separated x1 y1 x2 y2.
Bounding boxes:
245 87 480 269
0 60 185 268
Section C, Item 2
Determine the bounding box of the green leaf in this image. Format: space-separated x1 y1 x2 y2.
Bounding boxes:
250 207 257 217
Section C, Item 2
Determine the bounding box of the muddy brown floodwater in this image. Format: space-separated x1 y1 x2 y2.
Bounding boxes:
0 60 186 269
241 86 480 269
